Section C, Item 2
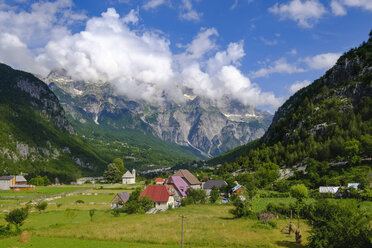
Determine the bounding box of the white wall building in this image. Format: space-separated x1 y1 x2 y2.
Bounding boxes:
122 169 136 184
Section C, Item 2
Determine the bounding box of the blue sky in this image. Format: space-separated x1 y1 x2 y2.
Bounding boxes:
1 0 371 112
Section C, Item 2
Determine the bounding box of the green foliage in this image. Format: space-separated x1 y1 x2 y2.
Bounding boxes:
0 63 107 182
290 184 309 201
29 176 51 186
229 198 256 219
122 188 153 214
209 186 219 203
214 34 372 189
75 199 84 204
5 207 28 229
35 201 48 212
103 162 122 183
307 199 372 248
89 209 96 222
64 208 77 221
181 189 207 206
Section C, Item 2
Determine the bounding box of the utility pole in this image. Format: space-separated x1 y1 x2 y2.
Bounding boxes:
181 215 186 248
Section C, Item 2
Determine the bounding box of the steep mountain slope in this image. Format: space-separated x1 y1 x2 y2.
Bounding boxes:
213 32 372 187
0 64 107 182
45 71 272 158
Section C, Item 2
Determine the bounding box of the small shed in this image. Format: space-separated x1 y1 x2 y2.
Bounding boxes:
319 186 340 194
347 183 360 190
111 192 130 209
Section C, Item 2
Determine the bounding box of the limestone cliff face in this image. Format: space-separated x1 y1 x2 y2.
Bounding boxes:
45 70 272 157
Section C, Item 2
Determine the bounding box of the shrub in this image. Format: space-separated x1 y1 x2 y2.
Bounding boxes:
307 199 371 248
209 186 219 203
35 201 48 212
5 207 28 231
230 198 256 219
75 199 84 204
89 209 96 222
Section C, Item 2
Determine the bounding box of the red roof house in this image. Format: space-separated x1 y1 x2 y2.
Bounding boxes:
140 185 175 210
154 178 165 184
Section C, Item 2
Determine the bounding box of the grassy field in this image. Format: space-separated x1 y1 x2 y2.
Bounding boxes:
1 185 371 248
1 205 308 248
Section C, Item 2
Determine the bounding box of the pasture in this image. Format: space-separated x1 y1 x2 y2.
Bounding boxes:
0 184 370 248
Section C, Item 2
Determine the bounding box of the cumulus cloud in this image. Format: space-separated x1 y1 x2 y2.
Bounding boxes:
331 0 347 16
269 0 327 28
179 0 202 21
0 2 282 108
143 0 167 10
289 80 311 94
0 0 86 48
250 58 305 78
331 0 372 16
304 52 341 70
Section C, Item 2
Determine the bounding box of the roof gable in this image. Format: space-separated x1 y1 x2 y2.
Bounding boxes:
165 176 189 197
122 171 133 178
0 176 14 180
117 192 130 203
173 169 201 185
140 185 172 202
15 176 27 182
203 180 227 189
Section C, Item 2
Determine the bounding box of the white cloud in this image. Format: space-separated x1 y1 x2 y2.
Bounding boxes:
330 0 372 16
342 0 372 12
250 58 305 78
0 33 47 75
289 49 297 55
230 0 239 10
179 0 202 21
331 0 347 16
289 80 311 94
260 36 278 46
122 8 139 24
0 3 282 109
304 52 341 70
143 0 167 10
269 0 327 28
0 0 86 48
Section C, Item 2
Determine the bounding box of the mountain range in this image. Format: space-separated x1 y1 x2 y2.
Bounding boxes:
44 69 272 159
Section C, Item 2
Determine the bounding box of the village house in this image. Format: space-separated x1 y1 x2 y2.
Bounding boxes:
173 169 201 189
154 178 165 185
232 184 247 195
0 175 35 191
140 185 175 210
202 180 227 196
122 169 136 184
0 176 16 190
111 192 130 209
164 176 189 202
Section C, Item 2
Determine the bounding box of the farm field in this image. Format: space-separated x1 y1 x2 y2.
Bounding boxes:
0 204 309 248
1 185 371 248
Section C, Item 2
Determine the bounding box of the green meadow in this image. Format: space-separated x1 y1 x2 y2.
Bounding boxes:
1 184 370 248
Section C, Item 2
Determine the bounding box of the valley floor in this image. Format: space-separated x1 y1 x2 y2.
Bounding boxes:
0 184 370 248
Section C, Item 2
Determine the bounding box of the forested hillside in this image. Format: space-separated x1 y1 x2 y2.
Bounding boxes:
214 31 372 189
0 64 107 182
